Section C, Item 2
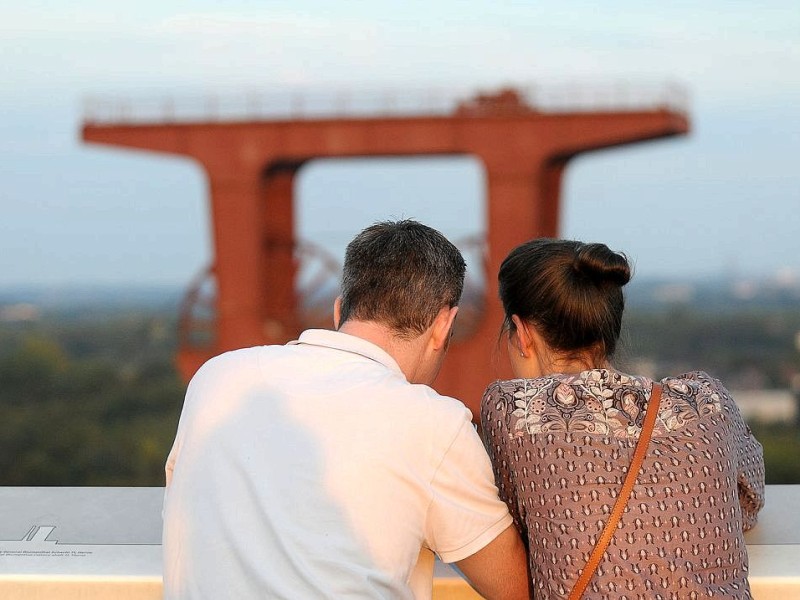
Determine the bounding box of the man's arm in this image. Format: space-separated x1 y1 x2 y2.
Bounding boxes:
424 406 530 599
455 524 530 600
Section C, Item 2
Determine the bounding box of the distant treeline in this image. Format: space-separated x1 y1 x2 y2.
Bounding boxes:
1 301 799 486
621 307 800 389
0 311 183 486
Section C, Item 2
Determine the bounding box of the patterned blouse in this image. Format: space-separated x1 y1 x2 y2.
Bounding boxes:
481 369 765 600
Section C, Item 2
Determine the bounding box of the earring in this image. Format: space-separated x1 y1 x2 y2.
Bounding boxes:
520 352 525 358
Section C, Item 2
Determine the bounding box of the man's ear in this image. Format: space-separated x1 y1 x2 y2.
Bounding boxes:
431 306 459 351
333 296 343 329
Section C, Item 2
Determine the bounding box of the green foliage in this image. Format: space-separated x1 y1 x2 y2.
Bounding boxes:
621 308 800 389
749 421 800 484
1 304 798 485
0 313 184 486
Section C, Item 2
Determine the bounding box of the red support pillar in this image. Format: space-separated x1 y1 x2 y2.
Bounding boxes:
206 169 267 352
260 162 302 343
540 158 568 236
433 157 555 405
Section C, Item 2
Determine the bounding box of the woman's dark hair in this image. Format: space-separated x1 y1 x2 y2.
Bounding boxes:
499 238 631 360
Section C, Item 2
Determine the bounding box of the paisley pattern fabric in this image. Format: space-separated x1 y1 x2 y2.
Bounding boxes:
506 369 722 438
481 369 765 600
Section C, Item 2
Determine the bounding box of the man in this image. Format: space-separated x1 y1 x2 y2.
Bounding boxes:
162 220 529 599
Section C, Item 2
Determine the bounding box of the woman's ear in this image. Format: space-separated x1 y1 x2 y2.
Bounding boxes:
510 315 532 357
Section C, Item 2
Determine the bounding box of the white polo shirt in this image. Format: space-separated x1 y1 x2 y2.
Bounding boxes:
163 329 512 599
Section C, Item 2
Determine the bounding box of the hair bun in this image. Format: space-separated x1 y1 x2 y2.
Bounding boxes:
571 243 631 286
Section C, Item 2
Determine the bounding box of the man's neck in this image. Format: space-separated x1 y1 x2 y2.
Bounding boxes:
337 320 428 383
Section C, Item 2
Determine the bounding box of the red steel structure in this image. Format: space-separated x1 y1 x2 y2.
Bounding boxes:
82 85 689 416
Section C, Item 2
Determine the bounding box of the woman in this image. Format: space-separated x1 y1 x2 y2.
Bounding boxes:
481 239 765 599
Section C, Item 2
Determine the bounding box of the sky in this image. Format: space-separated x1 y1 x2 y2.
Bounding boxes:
0 1 798 287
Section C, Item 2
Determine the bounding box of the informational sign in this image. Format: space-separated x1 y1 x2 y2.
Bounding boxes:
0 487 162 577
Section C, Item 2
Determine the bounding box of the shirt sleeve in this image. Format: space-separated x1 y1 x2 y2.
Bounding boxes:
717 379 766 530
424 414 513 563
163 374 197 488
480 382 527 544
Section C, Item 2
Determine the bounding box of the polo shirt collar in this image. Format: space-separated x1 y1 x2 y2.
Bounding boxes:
289 329 404 376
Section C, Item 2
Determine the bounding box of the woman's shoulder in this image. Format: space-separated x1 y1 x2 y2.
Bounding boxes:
661 370 732 401
657 370 739 430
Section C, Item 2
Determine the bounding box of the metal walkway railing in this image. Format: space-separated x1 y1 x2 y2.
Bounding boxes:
82 82 689 125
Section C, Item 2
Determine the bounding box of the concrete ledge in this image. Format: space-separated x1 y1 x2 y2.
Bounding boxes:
1 486 796 599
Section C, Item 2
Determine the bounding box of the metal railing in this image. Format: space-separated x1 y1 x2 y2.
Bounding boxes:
82 82 689 126
177 235 489 351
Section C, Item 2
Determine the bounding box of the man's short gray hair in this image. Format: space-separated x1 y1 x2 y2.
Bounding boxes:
339 220 466 338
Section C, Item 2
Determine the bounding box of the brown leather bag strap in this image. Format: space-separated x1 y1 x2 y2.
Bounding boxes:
567 383 663 600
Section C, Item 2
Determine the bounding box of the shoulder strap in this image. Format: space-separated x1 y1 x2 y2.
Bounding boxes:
567 383 663 600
